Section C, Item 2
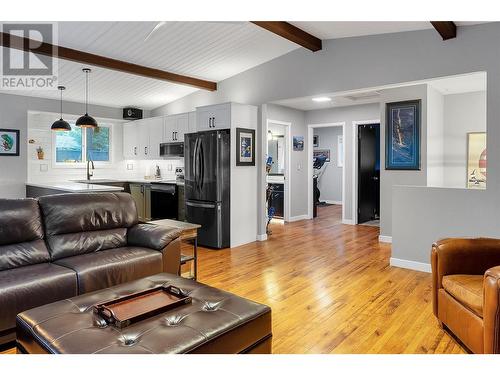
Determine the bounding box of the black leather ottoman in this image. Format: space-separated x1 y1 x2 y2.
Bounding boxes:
16 273 272 354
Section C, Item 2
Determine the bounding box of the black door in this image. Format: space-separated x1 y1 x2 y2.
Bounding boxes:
358 124 380 224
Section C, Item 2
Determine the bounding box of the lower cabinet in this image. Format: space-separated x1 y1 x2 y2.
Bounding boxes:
130 183 151 222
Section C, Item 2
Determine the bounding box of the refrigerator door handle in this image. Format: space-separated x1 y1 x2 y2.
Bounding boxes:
193 137 200 192
199 140 205 191
186 201 216 209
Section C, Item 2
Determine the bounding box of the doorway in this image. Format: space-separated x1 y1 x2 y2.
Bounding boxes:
307 122 346 222
357 123 380 225
266 119 291 224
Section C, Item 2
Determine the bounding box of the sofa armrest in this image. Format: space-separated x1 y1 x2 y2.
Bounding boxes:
484 266 500 353
128 224 182 274
431 238 500 317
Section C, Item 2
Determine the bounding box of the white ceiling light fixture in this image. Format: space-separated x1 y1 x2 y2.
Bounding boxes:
312 96 332 102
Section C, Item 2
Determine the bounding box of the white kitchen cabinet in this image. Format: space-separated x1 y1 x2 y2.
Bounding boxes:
123 117 163 160
163 115 176 143
147 117 164 159
188 111 197 133
175 113 189 142
163 113 191 143
123 121 139 159
196 103 230 131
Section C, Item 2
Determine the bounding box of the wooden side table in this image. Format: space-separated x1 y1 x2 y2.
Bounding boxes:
148 219 201 280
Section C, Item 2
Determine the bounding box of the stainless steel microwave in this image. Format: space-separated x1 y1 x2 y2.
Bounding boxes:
160 142 184 158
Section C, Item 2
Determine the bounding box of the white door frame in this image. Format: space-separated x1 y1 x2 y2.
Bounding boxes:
352 119 380 225
307 122 346 221
267 119 292 222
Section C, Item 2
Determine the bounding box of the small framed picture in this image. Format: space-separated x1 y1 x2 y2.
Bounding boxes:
0 128 20 156
293 136 304 151
313 149 330 162
236 127 255 166
467 132 486 189
313 135 319 147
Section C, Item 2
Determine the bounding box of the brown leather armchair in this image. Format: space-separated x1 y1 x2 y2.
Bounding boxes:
432 238 500 354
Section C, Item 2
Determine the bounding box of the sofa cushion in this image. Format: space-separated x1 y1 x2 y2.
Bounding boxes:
442 274 483 317
0 198 50 271
0 263 77 333
38 193 138 260
54 247 163 294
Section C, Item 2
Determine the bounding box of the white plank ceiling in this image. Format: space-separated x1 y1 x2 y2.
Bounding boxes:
0 22 488 110
0 21 299 109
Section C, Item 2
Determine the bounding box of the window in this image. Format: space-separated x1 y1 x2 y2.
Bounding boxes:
54 123 111 165
55 124 83 163
86 127 110 161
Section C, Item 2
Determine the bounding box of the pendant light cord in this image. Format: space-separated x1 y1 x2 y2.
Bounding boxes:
85 70 89 114
60 88 63 118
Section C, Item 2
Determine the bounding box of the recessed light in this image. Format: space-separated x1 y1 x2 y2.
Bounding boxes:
312 97 332 102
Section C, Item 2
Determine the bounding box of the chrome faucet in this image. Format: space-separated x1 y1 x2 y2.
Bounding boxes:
86 159 95 181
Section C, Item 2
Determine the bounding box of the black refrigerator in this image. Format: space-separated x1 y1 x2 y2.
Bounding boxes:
184 129 230 249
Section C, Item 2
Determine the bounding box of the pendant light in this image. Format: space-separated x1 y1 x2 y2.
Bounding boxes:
51 86 71 131
76 68 98 128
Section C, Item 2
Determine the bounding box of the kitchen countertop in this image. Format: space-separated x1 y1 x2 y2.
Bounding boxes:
71 178 183 185
26 182 124 193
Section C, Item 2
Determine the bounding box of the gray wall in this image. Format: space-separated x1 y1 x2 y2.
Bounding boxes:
305 103 380 221
426 86 445 187
151 23 500 265
313 126 343 203
379 85 428 237
0 93 132 198
443 91 486 188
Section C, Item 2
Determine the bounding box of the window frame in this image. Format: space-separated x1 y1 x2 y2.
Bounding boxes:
52 122 113 169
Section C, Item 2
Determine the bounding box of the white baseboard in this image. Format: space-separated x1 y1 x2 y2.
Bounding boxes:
324 200 342 205
289 214 309 222
256 234 267 241
342 219 354 225
390 257 431 273
379 235 392 243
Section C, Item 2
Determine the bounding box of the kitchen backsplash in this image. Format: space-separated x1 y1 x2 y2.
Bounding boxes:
27 111 184 183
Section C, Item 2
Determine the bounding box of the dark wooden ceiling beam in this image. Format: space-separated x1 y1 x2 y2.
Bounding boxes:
251 21 322 52
430 22 457 40
0 32 217 91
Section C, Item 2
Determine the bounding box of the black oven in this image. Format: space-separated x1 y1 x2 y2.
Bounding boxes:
150 183 178 220
160 142 184 158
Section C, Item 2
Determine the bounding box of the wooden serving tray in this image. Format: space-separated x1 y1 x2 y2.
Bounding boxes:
93 285 192 329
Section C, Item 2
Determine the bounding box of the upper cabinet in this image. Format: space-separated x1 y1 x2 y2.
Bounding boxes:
123 117 163 160
163 113 191 143
122 112 195 160
196 103 230 131
123 122 139 159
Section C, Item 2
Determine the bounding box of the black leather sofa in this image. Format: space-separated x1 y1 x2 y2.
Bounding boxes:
0 192 182 345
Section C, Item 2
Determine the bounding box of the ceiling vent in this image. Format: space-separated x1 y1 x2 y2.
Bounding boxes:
344 91 381 101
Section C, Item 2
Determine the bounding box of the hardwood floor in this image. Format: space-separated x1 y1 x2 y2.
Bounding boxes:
195 205 464 354
1 205 464 354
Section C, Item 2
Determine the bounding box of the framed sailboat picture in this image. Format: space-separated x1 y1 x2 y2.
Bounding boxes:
385 100 421 170
467 132 486 189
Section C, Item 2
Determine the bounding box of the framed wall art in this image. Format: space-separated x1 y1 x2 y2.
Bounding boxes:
236 127 255 166
313 149 330 163
293 136 304 151
467 132 486 189
0 128 20 156
385 100 421 170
